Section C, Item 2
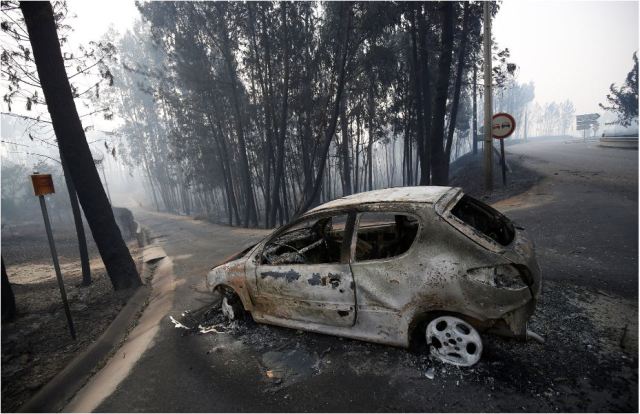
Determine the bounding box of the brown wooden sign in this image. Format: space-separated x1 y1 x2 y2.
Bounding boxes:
31 174 55 196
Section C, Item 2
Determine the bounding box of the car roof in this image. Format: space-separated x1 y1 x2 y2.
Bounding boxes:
307 186 460 214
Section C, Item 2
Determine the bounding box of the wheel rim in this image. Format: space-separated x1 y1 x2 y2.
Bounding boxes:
426 316 483 367
221 296 235 320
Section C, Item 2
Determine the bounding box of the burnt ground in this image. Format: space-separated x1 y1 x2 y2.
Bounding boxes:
1 222 142 412
95 137 637 413
449 142 544 204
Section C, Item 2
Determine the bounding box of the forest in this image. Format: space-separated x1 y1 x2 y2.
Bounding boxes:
2 1 579 229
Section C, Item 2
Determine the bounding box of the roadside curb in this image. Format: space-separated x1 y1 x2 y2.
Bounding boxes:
65 247 173 412
17 223 157 413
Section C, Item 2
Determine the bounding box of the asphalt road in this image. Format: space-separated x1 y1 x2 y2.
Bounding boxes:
498 138 638 299
93 138 637 412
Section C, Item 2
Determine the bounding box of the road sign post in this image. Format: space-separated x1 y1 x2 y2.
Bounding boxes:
31 173 76 340
576 113 600 142
492 112 516 186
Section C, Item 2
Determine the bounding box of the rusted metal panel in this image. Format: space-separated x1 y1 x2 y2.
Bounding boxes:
255 263 356 327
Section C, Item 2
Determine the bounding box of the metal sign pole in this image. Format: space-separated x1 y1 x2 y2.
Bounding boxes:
500 139 507 186
38 195 76 340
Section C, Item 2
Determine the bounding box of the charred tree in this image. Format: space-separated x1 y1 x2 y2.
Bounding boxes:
445 3 471 164
296 2 352 216
60 154 92 286
20 1 141 290
429 2 455 185
1 257 16 322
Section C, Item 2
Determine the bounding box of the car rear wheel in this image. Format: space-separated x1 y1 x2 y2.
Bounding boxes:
426 315 483 367
221 291 244 321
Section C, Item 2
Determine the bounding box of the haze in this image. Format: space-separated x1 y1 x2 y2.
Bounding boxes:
67 0 638 117
494 0 639 115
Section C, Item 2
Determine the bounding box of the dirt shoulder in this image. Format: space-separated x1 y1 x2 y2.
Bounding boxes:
1 224 142 413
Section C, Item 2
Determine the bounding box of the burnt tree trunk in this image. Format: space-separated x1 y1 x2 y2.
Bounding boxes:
1 257 16 321
444 2 470 166
429 2 455 186
269 3 290 227
418 6 433 185
410 10 427 186
472 58 479 154
367 77 375 191
216 3 258 227
339 93 352 196
295 2 352 216
61 154 91 286
21 1 140 290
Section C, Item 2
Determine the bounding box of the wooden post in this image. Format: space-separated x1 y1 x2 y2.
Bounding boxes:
483 1 493 191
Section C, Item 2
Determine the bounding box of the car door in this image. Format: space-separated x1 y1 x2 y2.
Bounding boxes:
253 211 357 327
349 210 422 312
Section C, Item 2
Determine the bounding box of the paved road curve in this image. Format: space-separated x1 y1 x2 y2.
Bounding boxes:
89 139 637 412
500 138 638 298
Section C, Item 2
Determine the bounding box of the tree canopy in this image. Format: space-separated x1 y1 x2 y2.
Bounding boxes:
600 52 639 127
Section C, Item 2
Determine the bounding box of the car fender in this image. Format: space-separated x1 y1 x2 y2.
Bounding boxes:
207 258 254 311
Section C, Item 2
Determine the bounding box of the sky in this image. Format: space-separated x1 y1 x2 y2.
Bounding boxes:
67 0 639 117
493 0 638 115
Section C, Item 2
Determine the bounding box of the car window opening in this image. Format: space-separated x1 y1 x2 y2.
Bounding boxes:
355 213 418 261
450 195 515 246
262 215 348 265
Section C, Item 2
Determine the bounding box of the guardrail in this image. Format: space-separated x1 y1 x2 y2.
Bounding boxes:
599 136 638 149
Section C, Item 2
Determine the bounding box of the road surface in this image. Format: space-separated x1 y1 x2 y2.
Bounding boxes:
85 138 636 412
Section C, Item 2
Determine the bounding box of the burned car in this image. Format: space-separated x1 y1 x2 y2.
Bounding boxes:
207 186 541 366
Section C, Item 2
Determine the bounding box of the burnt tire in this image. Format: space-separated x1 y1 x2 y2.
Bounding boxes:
221 291 244 321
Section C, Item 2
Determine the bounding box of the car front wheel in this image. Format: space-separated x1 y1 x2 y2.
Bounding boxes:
221 292 244 321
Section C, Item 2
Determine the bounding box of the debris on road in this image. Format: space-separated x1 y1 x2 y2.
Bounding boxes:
425 367 435 380
168 303 234 335
169 316 189 330
526 330 545 344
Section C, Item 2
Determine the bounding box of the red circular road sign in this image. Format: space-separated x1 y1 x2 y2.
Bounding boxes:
492 112 516 139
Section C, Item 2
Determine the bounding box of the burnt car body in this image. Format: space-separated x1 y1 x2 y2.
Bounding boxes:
207 186 541 354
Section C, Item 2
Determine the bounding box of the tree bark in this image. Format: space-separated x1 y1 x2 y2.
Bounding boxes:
445 3 470 163
339 93 352 196
367 77 375 191
429 2 455 186
61 154 91 286
418 6 433 185
410 10 428 186
21 1 140 290
269 3 290 227
472 57 479 154
215 3 258 227
1 257 16 321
